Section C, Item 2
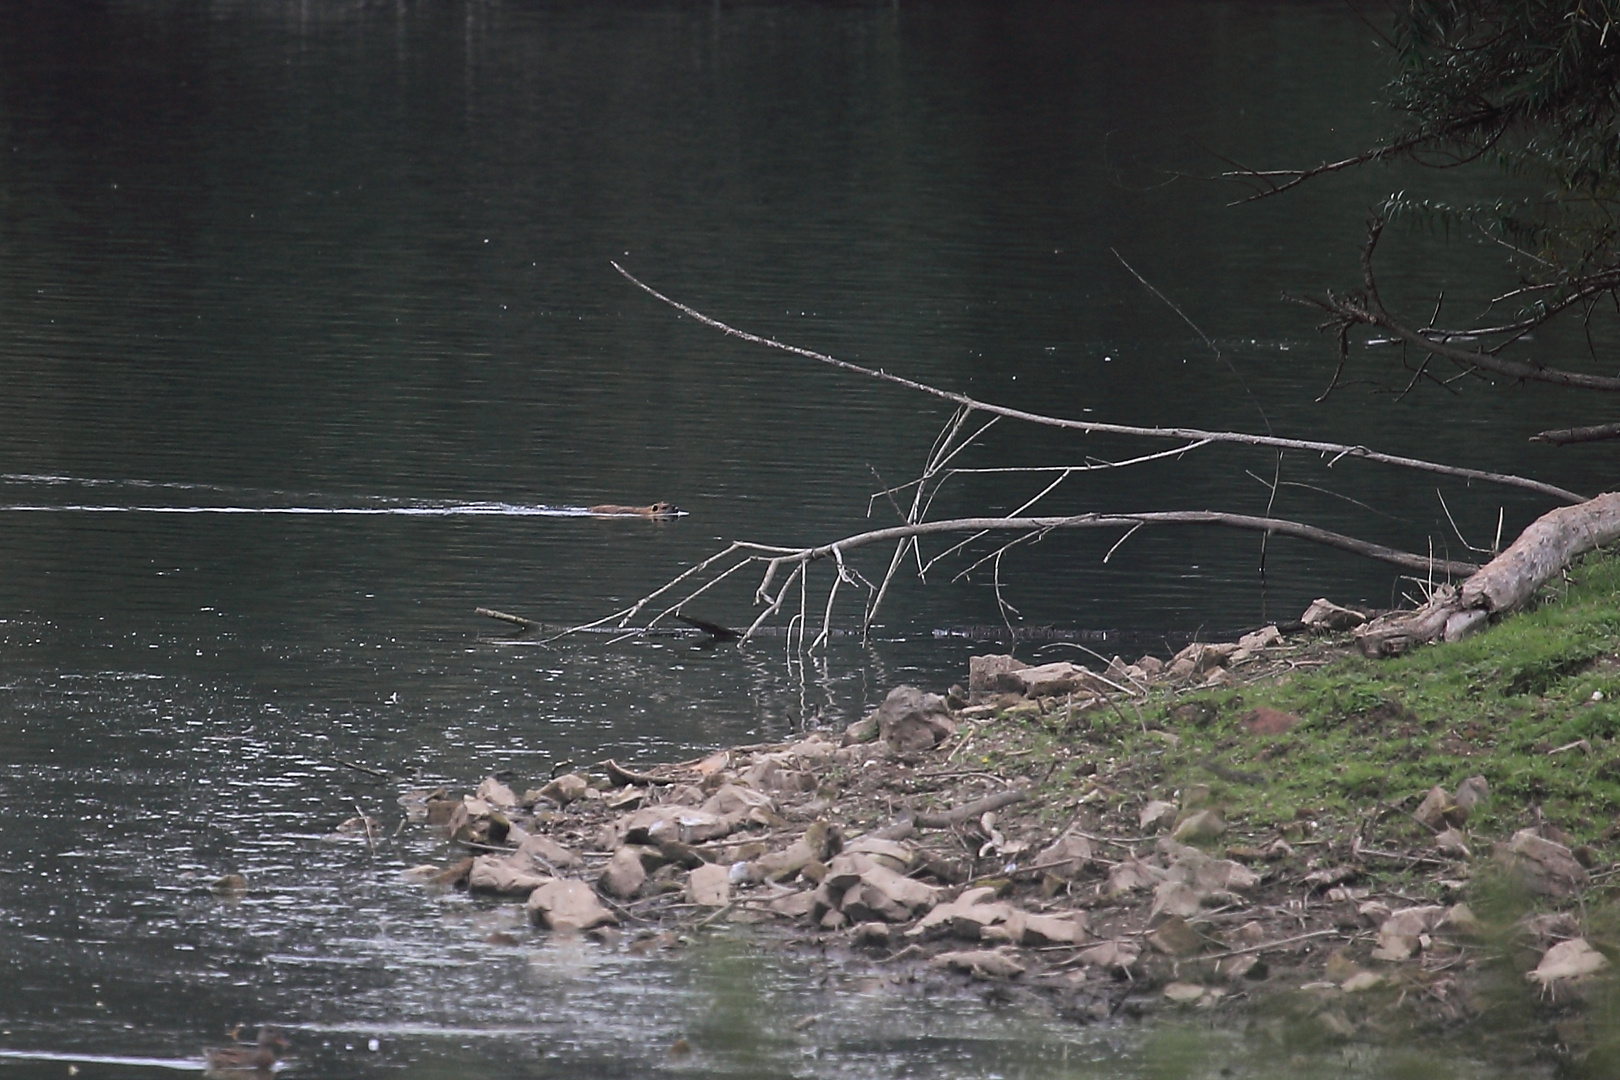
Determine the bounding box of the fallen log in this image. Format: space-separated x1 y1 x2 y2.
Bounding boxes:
1355 492 1620 657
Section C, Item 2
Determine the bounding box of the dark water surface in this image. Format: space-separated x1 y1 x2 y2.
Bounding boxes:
0 1 1592 1076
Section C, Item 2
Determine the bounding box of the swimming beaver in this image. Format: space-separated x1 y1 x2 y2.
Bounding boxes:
588 502 679 517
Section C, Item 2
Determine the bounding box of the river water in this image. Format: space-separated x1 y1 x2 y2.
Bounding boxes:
0 1 1600 1076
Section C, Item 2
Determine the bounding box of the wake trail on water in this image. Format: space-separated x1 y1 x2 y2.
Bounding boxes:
0 1048 209 1071
0 503 601 516
0 473 643 518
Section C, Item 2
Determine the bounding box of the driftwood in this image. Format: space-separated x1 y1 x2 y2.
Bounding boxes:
870 788 1031 842
604 759 684 787
476 607 541 630
1355 492 1620 657
913 788 1029 827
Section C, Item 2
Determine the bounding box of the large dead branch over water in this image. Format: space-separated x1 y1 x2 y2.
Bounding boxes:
611 262 1584 505
545 267 1600 653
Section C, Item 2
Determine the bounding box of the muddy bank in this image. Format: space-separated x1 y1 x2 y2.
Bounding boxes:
391 617 1618 1071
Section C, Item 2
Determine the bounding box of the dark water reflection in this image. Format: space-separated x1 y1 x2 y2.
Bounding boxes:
0 1 1592 1075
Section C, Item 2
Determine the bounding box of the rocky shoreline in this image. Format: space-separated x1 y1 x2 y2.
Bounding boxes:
389 618 1617 1068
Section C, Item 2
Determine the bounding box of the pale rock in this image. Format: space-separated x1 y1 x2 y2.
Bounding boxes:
467 856 551 897
968 654 1027 694
844 835 914 872
1369 932 1418 962
475 777 519 808
873 686 958 752
851 921 892 947
701 784 775 818
696 749 731 777
515 834 584 872
1137 655 1166 677
1105 656 1149 686
1149 881 1204 922
1139 800 1178 832
1005 909 1089 947
839 881 912 924
1441 903 1481 936
621 805 733 845
843 716 880 744
1148 915 1205 957
783 735 838 762
1106 858 1166 896
1189 858 1260 893
769 769 819 794
534 773 589 806
1163 982 1207 1004
1238 625 1283 652
1301 598 1366 631
1341 971 1384 993
1172 809 1226 844
1357 900 1392 926
1032 831 1093 877
852 864 940 919
1381 905 1448 938
687 863 732 907
1453 775 1490 819
1171 641 1238 675
823 852 878 892
527 879 618 932
1230 920 1268 946
1435 828 1470 857
1413 785 1454 830
768 890 816 919
1218 954 1262 982
909 887 1002 937
1078 939 1140 972
1498 828 1589 898
1007 661 1107 698
599 847 649 899
931 949 1026 980
1203 668 1235 688
663 783 706 806
1529 938 1610 988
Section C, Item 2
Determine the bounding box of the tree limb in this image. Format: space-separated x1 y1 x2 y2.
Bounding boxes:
1530 422 1620 446
771 512 1479 581
612 262 1585 504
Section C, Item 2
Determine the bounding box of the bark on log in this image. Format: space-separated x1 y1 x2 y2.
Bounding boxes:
1354 492 1620 657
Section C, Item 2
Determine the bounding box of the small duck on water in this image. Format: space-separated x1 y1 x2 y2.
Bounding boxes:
204 1027 289 1076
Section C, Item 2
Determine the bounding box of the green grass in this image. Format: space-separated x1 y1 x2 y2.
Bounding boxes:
1075 546 1620 845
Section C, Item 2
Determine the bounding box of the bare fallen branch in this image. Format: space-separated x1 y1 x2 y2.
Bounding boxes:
757 511 1478 586
1530 422 1620 446
612 262 1583 504
912 787 1030 828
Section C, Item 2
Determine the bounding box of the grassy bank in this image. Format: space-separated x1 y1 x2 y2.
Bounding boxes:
1140 546 1620 841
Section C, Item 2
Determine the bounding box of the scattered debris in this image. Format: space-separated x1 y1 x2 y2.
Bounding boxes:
400 613 1620 1045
